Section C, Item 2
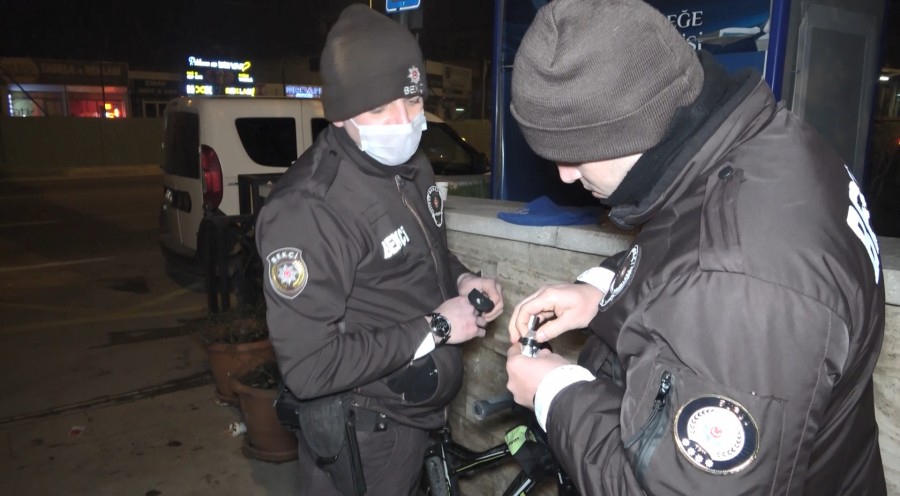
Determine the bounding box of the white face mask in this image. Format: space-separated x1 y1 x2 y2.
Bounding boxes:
350 111 427 166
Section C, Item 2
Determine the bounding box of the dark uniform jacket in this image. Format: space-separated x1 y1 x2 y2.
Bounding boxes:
255 125 470 429
549 57 886 495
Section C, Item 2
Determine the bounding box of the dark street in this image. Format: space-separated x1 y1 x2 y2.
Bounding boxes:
0 172 301 495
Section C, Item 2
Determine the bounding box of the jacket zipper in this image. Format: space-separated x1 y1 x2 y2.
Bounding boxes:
395 175 448 300
623 370 673 486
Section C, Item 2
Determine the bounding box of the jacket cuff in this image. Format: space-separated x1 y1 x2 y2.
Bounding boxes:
575 266 615 292
534 365 596 431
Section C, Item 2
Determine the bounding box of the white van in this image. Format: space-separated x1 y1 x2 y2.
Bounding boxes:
158 96 326 277
158 96 489 279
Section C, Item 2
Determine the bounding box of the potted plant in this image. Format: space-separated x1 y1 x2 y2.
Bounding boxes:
193 304 274 406
231 360 298 462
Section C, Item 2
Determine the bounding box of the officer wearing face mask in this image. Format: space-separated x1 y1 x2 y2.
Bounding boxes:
254 5 504 496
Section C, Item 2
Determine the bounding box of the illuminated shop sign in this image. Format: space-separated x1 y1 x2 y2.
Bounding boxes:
183 55 255 97
285 85 322 99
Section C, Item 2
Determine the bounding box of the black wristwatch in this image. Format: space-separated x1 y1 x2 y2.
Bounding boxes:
429 313 451 345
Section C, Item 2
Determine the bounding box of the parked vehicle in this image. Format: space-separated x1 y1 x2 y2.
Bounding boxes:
159 96 489 281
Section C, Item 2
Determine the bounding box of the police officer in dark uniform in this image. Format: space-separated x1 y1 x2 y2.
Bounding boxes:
504 0 886 495
254 5 503 495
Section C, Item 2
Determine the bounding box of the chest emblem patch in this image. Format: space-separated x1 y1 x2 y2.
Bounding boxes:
266 247 308 300
674 395 760 475
599 244 640 310
426 185 444 227
382 225 410 259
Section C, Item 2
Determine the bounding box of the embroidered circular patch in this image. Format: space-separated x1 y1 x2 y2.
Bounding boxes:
674 395 759 475
266 248 308 300
599 244 640 309
426 185 444 227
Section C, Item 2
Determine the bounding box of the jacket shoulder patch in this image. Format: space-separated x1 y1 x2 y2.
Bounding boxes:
599 244 640 310
266 248 308 299
673 395 759 475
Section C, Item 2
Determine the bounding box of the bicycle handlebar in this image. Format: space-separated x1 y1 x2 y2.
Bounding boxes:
472 392 516 421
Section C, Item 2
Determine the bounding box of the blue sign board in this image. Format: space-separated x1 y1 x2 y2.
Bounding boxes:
386 0 421 13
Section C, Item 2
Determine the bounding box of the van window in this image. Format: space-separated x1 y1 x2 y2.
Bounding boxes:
163 111 200 178
235 118 299 167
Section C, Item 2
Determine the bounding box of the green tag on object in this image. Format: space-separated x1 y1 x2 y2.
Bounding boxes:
504 425 535 456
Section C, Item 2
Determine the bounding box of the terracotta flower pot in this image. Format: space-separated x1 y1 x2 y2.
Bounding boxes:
231 374 298 463
207 340 275 406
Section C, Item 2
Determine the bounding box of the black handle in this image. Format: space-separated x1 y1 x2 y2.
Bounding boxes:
472 392 515 421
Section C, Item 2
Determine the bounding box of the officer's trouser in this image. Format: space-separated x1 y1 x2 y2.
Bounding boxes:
294 418 428 496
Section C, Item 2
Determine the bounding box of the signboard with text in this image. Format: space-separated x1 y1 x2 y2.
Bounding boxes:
646 0 771 74
183 56 256 97
386 0 421 13
285 85 322 99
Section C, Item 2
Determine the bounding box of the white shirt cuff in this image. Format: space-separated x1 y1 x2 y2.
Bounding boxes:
413 333 436 360
534 365 596 431
576 266 615 292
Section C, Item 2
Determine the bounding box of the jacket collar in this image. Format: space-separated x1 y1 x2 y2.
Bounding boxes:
607 52 776 229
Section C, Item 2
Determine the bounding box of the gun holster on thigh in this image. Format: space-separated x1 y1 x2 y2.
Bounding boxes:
275 386 366 496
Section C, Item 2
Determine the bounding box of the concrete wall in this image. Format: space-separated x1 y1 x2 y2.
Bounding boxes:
444 196 900 495
0 117 163 174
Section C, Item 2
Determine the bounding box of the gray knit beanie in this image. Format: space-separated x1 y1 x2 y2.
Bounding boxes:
321 4 427 122
511 0 704 163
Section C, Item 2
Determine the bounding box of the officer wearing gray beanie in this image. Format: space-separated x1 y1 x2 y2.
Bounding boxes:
511 0 703 163
506 0 886 494
255 4 504 496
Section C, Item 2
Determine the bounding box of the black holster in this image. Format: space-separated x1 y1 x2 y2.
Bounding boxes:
275 385 366 496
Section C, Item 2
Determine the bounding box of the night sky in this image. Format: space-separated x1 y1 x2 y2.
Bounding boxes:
0 1 896 71
0 0 494 71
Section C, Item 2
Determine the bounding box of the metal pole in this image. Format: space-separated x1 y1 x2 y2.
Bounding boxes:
490 0 506 200
765 0 792 101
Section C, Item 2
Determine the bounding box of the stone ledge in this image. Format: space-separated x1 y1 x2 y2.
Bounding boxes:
447 196 900 306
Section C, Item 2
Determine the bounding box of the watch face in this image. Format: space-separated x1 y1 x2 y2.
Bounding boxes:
431 314 451 338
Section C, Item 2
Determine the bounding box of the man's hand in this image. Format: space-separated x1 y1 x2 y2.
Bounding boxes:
505 345 572 409
508 283 603 344
431 295 485 344
457 273 504 322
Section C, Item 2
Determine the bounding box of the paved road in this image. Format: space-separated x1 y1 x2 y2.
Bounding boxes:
0 173 303 495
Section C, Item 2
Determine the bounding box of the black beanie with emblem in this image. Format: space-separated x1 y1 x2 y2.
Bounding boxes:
510 0 704 163
320 4 428 122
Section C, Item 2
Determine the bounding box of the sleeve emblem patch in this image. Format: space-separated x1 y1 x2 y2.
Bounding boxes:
266 248 308 300
426 185 444 227
673 395 760 475
599 244 640 310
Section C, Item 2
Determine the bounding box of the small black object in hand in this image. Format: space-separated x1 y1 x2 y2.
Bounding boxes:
468 289 495 314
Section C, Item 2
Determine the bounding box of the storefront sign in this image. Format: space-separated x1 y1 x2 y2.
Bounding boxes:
0 57 129 86
184 55 255 97
132 78 180 98
285 85 322 99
